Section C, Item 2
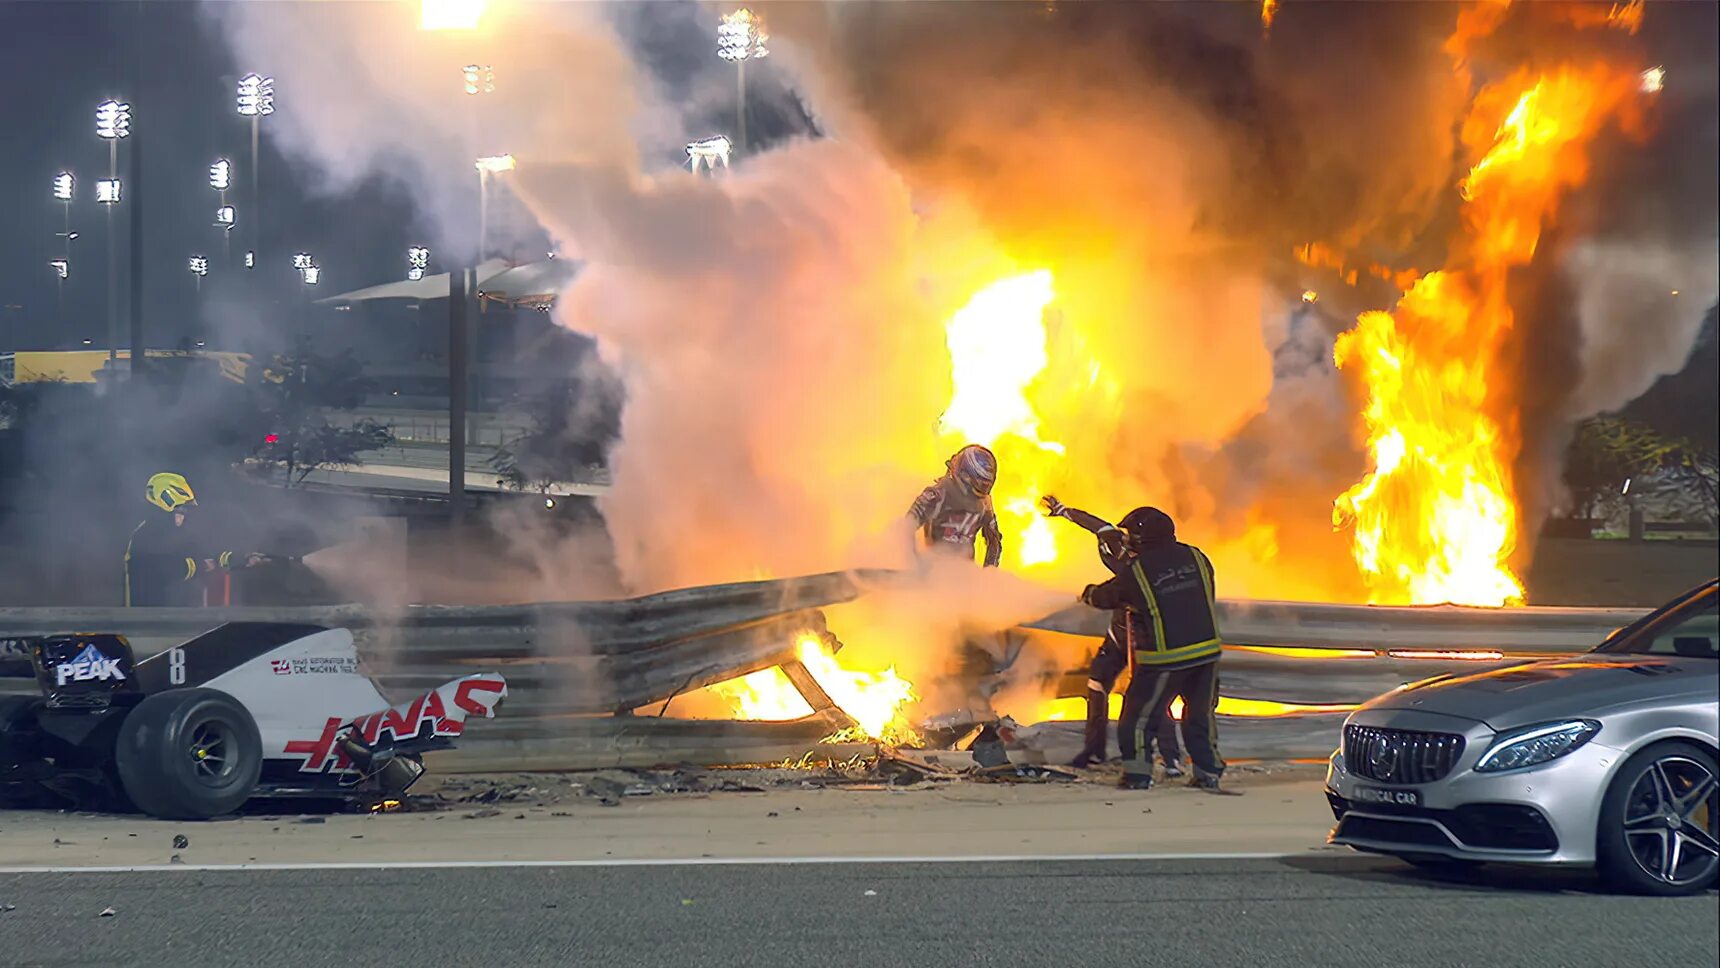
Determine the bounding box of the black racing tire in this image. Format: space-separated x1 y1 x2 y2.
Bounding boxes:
114 688 262 820
0 695 50 808
1596 740 1720 896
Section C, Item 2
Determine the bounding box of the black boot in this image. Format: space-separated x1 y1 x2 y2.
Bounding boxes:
1189 773 1240 796
1117 773 1154 790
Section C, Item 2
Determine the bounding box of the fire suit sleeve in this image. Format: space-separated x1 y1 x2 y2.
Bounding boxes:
981 510 1002 568
1058 506 1114 535
1081 573 1132 611
907 485 943 527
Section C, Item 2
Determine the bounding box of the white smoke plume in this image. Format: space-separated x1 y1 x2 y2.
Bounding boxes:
205 0 1717 612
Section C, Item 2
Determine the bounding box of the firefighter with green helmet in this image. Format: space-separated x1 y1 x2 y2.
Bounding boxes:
124 472 260 607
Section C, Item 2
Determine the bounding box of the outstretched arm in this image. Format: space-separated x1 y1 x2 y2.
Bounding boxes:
1041 495 1113 534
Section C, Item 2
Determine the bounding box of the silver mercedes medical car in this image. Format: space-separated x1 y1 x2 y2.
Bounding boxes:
1326 578 1719 895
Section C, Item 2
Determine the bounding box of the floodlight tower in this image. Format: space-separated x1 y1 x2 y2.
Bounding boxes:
96 99 131 362
717 9 768 155
236 73 273 269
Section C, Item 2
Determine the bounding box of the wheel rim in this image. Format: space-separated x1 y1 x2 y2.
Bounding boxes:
1622 754 1720 886
187 720 237 784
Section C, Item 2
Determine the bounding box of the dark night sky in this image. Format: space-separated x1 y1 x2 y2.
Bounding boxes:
0 1 430 352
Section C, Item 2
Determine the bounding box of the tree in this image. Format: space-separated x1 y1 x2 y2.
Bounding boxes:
244 348 395 485
1563 416 1715 522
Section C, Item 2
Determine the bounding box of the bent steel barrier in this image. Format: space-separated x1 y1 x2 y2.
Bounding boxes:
1 572 1653 769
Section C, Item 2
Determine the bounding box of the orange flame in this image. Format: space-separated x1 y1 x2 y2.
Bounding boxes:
1332 64 1645 606
1261 0 1279 32
705 636 921 745
937 270 1067 568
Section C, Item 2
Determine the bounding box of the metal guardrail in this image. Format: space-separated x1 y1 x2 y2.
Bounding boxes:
1 574 1650 767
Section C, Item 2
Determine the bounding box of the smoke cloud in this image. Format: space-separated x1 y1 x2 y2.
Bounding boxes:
203 0 1717 613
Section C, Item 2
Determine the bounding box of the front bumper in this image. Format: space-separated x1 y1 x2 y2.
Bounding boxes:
1325 711 1625 867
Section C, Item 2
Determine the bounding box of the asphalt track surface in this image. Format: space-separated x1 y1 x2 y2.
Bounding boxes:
2 856 1715 968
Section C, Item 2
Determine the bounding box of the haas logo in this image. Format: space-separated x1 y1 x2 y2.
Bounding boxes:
284 675 506 773
935 512 981 543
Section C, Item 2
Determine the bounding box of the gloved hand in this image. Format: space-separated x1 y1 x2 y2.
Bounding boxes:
1040 494 1067 518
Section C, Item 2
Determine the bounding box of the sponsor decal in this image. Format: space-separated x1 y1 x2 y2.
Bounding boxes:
54 643 128 687
283 675 507 773
1353 785 1421 806
269 656 359 677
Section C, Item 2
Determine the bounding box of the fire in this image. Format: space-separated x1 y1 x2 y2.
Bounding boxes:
1331 63 1645 606
418 0 487 31
707 666 814 721
796 637 922 746
1261 0 1278 31
937 270 1067 568
1039 694 1357 721
706 635 921 745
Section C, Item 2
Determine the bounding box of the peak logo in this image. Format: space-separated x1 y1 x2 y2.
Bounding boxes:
55 643 127 686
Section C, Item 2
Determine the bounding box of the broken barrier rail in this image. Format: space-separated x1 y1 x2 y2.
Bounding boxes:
0 573 1652 768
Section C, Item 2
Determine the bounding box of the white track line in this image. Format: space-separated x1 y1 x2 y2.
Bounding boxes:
0 851 1306 875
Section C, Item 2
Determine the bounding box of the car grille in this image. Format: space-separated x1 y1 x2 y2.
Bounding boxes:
1344 726 1465 784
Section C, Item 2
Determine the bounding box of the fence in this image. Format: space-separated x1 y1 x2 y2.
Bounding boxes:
1 572 1650 770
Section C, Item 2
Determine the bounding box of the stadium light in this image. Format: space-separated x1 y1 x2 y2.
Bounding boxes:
96 179 122 204
408 245 430 281
717 9 768 62
293 252 314 271
189 255 209 276
474 154 516 174
420 0 487 31
96 100 132 140
236 74 274 117
210 158 233 191
50 259 70 280
301 265 321 285
463 64 495 96
244 251 256 269
215 205 236 228
53 172 75 201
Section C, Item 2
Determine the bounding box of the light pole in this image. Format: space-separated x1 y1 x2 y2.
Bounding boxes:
473 153 514 262
210 158 233 263
188 255 208 293
717 9 768 156
96 99 131 363
236 73 272 271
53 172 75 322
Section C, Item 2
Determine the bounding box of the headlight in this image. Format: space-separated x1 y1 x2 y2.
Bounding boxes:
1474 720 1600 773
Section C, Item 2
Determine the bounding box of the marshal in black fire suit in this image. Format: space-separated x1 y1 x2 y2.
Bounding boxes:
124 472 254 607
1042 496 1182 773
1078 508 1231 792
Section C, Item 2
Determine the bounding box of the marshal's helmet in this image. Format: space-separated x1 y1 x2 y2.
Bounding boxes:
948 444 998 497
1118 506 1176 548
145 472 198 513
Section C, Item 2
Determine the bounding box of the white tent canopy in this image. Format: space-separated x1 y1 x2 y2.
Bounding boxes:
317 258 577 305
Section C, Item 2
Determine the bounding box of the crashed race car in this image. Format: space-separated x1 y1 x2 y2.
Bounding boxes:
0 622 506 819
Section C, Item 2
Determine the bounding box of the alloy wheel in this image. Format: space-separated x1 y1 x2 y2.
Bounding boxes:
1622 754 1720 887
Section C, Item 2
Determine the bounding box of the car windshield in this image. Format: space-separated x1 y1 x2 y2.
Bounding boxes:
1595 587 1719 658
